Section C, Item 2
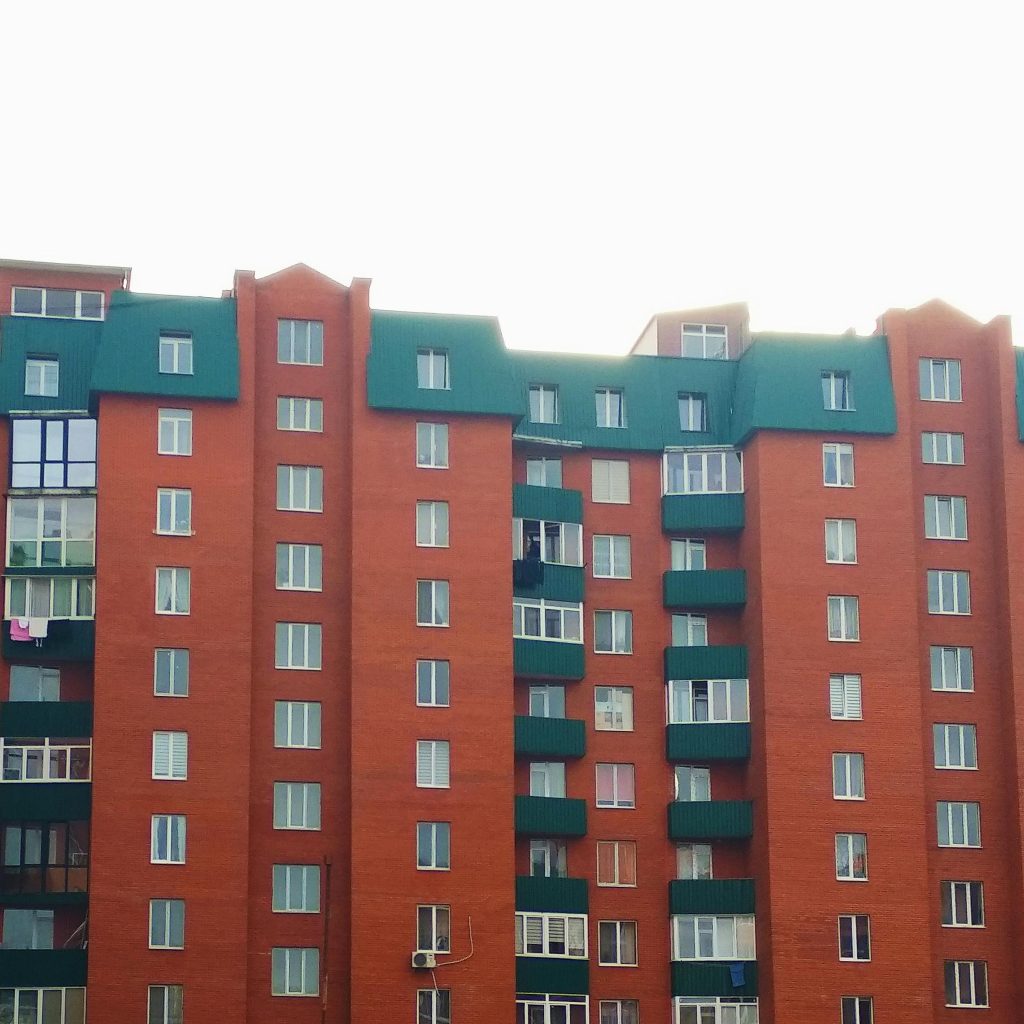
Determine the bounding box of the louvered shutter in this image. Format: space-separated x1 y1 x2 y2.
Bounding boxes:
434 741 450 786
153 734 170 777
608 461 630 503
170 733 188 779
844 677 862 719
525 915 543 953
416 742 431 785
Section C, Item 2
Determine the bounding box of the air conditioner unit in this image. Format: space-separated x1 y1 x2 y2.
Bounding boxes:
411 951 437 969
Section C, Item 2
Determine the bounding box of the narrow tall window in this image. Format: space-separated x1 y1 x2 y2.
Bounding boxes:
416 740 451 788
927 570 970 615
274 623 322 670
822 371 853 410
937 801 981 847
271 947 320 996
825 519 857 563
152 732 188 780
149 985 184 1024
277 397 324 432
417 660 450 707
837 915 870 961
277 320 324 365
149 899 185 948
417 580 450 627
416 501 450 547
151 815 186 864
529 385 559 424
417 905 451 952
920 358 962 401
930 646 974 691
155 567 190 615
925 496 968 540
595 388 626 428
922 431 965 465
592 460 630 503
158 409 192 456
159 333 193 375
594 611 632 654
416 822 451 870
835 833 868 881
678 393 707 431
273 782 321 830
416 422 449 468
417 349 449 389
154 648 189 697
933 723 977 769
418 989 452 1024
827 596 860 641
276 466 323 512
24 359 58 398
823 443 855 486
156 489 192 535
941 880 984 927
832 752 865 800
829 674 863 720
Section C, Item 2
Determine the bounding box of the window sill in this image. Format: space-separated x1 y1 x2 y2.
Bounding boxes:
154 530 195 537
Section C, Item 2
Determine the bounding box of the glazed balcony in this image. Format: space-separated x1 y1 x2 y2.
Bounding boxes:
663 569 746 609
667 800 754 841
514 716 586 759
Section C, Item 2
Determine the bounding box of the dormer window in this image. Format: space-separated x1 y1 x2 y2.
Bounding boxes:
11 287 103 320
681 323 728 359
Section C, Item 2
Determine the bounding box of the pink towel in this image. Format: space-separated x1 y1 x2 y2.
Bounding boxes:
9 620 31 642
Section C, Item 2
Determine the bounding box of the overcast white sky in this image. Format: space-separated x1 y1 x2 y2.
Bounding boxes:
3 1 1021 351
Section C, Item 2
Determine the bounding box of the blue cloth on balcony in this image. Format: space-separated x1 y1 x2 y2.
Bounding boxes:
730 962 746 987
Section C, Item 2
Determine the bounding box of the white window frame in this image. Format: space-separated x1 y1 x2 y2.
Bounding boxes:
416 422 449 469
594 610 633 654
275 543 323 591
595 762 635 808
671 538 706 571
930 646 974 692
837 914 870 962
276 396 323 432
591 459 631 504
681 323 728 359
154 647 189 697
149 984 183 1024
944 960 988 1008
927 569 971 615
821 371 853 411
8 665 60 702
417 579 450 627
827 595 860 641
529 384 559 424
941 880 984 928
274 701 322 749
156 489 192 536
668 679 750 724
11 286 104 320
672 613 708 647
7 496 97 569
925 495 968 541
151 814 186 864
155 567 190 616
515 911 588 958
0 738 91 782
273 782 321 830
526 457 562 487
417 348 449 390
529 684 565 719
595 387 626 429
416 740 450 789
271 947 320 996
832 752 865 800
416 821 451 871
920 358 962 402
417 904 452 953
671 914 756 960
673 997 759 1023
835 832 868 881
674 765 711 802
822 443 855 487
274 622 322 670
276 465 324 513
663 449 743 495
24 359 58 398
529 839 567 879
824 519 857 564
599 999 639 1024
4 576 95 620
148 898 185 949
157 409 192 456
152 731 188 781
840 997 873 1024
416 660 450 708
418 988 452 1024
277 319 324 366
597 919 638 966
922 431 965 465
592 535 631 579
676 843 713 880
530 761 566 799
596 841 637 887
513 598 583 644
829 674 862 720
158 333 193 375
594 686 634 731
933 723 977 770
416 501 450 548
937 800 981 848
272 864 321 913
513 518 583 566
678 392 707 431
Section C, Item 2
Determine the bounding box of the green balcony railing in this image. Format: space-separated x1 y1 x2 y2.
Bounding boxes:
662 494 745 533
516 956 589 996
2 621 95 663
514 639 586 681
513 562 585 603
668 800 754 841
514 716 586 759
513 484 584 524
0 949 87 987
666 723 751 761
664 646 748 681
669 878 756 915
515 876 589 914
0 891 88 908
671 961 758 998
515 796 587 837
0 783 91 821
0 702 93 738
663 569 747 609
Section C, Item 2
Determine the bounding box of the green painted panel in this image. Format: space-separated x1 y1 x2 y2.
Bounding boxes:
663 569 746 608
662 494 745 533
669 878 755 915
513 484 584 524
514 563 584 603
90 291 238 400
671 960 758 998
1016 349 1024 442
514 716 586 759
666 723 751 761
515 876 589 914
0 317 101 414
514 639 585 680
2 621 94 662
5 567 93 578
515 796 587 837
515 956 589 996
0 701 92 738
668 800 753 840
0 783 90 821
0 949 87 987
0 891 88 908
664 645 748 680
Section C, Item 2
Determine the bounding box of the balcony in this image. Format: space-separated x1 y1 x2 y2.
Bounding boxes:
666 723 751 761
669 879 756 916
661 494 744 533
514 716 586 759
513 562 585 603
516 956 589 996
664 645 748 681
515 796 587 837
0 949 87 987
515 876 589 914
663 570 746 609
513 484 583 524
671 961 758 998
0 703 93 738
514 639 585 681
668 800 753 840
0 783 90 820
2 621 95 663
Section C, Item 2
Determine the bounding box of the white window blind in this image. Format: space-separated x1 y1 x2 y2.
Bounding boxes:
152 732 188 780
416 740 450 788
829 674 863 720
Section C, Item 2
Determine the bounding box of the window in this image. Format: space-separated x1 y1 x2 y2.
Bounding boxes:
5 576 95 620
24 359 58 398
151 815 186 864
832 753 865 800
592 459 631 503
417 501 450 547
417 660 450 707
941 880 984 927
0 989 85 1024
675 766 711 802
154 648 189 697
937 800 981 847
159 333 193 375
835 833 868 881
277 397 323 432
594 687 634 730
837 915 870 961
920 358 962 402
417 580 450 627
152 732 188 780
0 740 90 782
593 535 631 578
925 495 968 540
669 679 749 723
1 822 89 894
596 763 635 808
417 822 451 870
513 519 583 565
417 349 449 389
671 538 706 571
822 371 853 410
663 450 743 495
271 947 319 996
678 393 707 431
7 497 96 568
156 489 191 536
823 443 855 487
596 841 636 887
1 909 54 949
827 596 859 641
158 409 192 456
829 674 862 720
418 989 451 1024
933 723 977 769
272 864 320 913
149 985 184 1024
513 598 583 643
600 1001 639 1024
529 684 565 718
529 839 567 878
529 385 559 424
515 912 587 957
8 666 60 702
677 843 713 880
273 782 321 830
155 567 190 615
416 740 450 788
944 960 988 1007
11 417 96 488
681 323 728 359
598 920 637 966
416 423 449 469
824 519 857 563
277 320 324 365
417 905 451 952
12 286 103 320
841 997 873 1024
275 543 322 591
672 613 708 647
927 570 970 615
526 458 562 487
149 899 185 949
276 465 323 512
674 998 758 1024
596 388 626 428
274 623 322 670
530 762 566 798
274 701 322 748
672 914 755 959
930 646 974 691
922 431 965 465
594 611 632 654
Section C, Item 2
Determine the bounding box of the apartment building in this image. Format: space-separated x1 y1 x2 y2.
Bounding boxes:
0 257 1021 1023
